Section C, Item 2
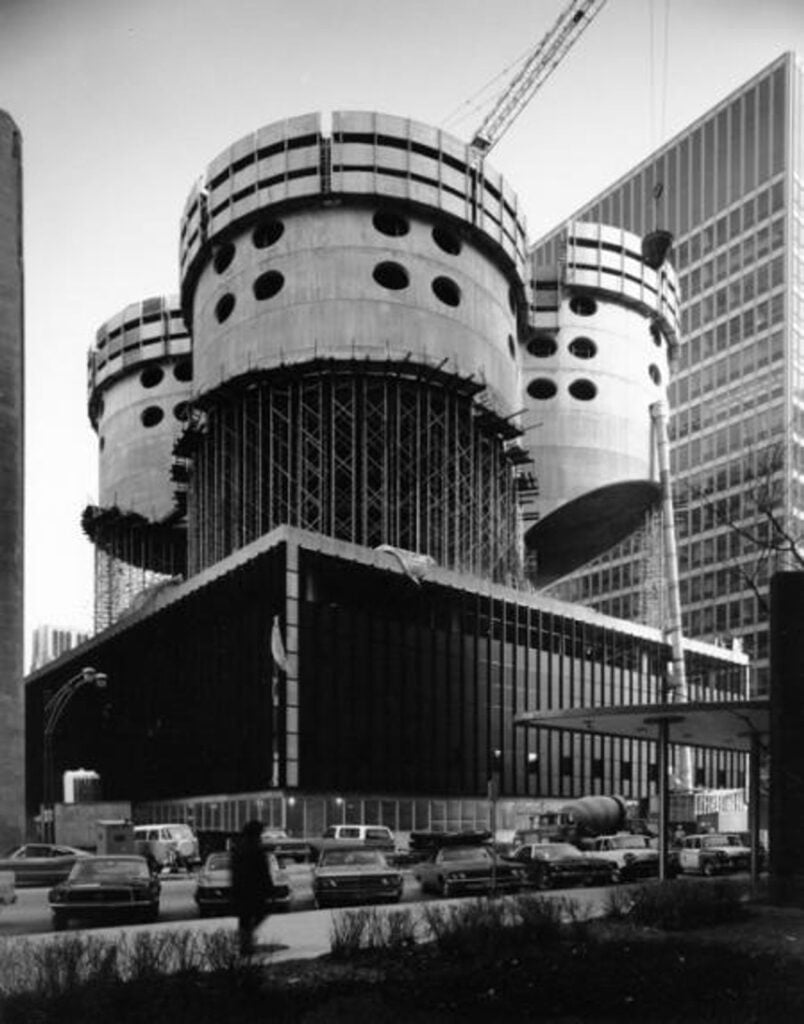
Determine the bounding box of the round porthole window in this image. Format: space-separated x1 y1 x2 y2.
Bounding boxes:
650 321 663 347
568 379 597 401
527 378 557 400
373 261 409 290
215 293 235 323
527 335 558 358
174 401 190 422
140 366 164 389
141 405 164 428
253 270 285 301
649 364 662 385
213 242 236 274
569 336 597 359
432 223 462 255
253 219 284 249
174 360 192 382
373 209 410 237
432 276 461 307
569 295 597 317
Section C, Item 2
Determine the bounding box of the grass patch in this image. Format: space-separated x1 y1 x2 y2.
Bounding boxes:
605 877 751 930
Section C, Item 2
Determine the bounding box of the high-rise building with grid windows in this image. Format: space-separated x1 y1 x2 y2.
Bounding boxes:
532 52 803 696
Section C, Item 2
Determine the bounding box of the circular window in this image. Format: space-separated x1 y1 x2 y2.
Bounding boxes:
432 223 462 255
508 334 516 359
213 242 236 274
215 293 235 323
568 379 597 401
174 360 192 382
373 261 409 290
253 219 284 249
253 270 285 301
649 364 662 385
373 209 409 237
569 295 597 317
174 401 190 422
527 335 558 358
527 378 557 400
650 321 663 347
568 337 597 359
432 276 461 307
141 405 164 428
140 365 164 389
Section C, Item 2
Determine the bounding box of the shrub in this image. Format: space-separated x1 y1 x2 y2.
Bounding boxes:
612 878 750 931
330 906 419 959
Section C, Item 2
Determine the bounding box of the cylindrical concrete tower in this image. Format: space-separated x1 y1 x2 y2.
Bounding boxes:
522 221 679 584
0 111 24 848
179 111 530 581
84 296 191 629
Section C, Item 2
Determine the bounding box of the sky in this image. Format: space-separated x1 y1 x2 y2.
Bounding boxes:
1 0 804 658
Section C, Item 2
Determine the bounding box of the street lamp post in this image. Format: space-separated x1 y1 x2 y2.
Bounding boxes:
42 667 108 843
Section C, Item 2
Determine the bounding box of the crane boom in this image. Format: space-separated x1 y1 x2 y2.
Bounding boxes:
471 0 608 155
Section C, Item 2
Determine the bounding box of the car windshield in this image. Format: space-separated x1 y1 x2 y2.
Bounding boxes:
609 836 649 850
70 858 150 881
440 847 491 863
702 835 740 848
536 844 582 861
206 853 231 870
0 846 23 858
321 849 384 867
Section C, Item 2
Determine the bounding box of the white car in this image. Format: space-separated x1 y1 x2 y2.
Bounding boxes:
677 833 751 876
586 834 659 882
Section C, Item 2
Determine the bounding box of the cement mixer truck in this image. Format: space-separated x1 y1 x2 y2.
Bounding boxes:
514 796 650 848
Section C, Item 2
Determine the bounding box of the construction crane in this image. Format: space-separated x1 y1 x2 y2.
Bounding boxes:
470 0 609 156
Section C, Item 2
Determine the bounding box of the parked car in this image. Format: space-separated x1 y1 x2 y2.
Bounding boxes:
321 824 396 854
677 833 752 876
414 844 526 898
49 855 160 929
194 850 291 918
0 843 92 887
261 837 318 867
508 842 618 889
585 834 660 882
133 823 200 871
313 844 403 909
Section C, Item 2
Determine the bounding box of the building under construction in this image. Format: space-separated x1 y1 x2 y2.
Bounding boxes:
25 110 747 834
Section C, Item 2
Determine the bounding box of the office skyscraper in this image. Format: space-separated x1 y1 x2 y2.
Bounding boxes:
532 52 802 695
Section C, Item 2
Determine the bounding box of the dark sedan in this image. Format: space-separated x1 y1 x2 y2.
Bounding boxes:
0 843 91 887
49 855 160 929
414 844 526 898
508 842 617 889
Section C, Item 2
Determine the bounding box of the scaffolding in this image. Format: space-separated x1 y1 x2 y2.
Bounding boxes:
82 506 186 632
181 360 526 584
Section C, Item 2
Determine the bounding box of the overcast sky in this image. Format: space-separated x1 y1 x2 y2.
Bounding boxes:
2 0 803 656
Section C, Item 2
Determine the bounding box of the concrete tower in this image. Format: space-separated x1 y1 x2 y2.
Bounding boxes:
522 221 679 583
83 296 191 629
0 111 24 848
179 112 530 581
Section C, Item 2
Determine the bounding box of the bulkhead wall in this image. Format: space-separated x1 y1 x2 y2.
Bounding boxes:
180 111 528 418
523 222 680 583
88 296 191 521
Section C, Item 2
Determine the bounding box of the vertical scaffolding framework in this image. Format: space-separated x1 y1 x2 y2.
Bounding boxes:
184 361 525 585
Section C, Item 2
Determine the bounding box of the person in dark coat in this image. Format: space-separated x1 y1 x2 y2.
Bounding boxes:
230 819 274 956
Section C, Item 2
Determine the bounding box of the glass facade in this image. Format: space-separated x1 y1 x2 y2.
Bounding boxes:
534 54 803 695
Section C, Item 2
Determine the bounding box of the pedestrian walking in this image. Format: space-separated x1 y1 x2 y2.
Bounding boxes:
231 819 274 956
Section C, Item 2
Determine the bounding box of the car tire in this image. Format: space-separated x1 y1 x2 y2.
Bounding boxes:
439 878 451 898
536 870 553 891
609 868 622 884
52 911 68 931
702 860 716 877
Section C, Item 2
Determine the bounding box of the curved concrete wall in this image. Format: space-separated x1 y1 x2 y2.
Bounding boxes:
181 111 526 418
88 296 191 521
523 222 678 582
